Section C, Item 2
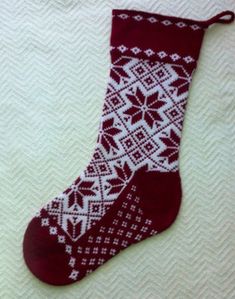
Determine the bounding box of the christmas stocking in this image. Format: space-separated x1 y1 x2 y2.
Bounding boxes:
23 9 234 285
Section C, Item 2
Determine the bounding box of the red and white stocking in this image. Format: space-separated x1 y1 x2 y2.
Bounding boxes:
23 9 234 285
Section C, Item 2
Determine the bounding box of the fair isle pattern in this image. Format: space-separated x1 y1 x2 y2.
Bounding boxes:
2 1 234 298
68 184 158 281
39 184 158 282
111 46 196 63
43 55 193 242
113 12 204 31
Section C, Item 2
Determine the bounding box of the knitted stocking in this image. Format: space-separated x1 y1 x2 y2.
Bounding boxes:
23 9 234 285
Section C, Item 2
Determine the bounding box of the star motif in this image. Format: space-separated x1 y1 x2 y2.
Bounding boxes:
124 88 165 128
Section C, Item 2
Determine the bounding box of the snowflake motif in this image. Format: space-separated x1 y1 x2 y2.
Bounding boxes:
107 162 132 195
66 179 96 209
162 20 172 26
49 226 57 235
98 118 121 153
157 51 167 59
133 15 143 21
58 235 65 243
148 17 157 23
183 56 194 63
159 129 180 163
118 14 129 19
176 22 186 28
69 270 79 280
111 57 131 84
41 218 49 226
131 47 141 54
117 45 128 53
190 24 200 30
170 53 180 61
124 88 165 128
144 49 154 57
170 65 192 96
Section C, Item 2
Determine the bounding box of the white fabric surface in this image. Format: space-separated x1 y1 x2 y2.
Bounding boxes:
0 0 235 298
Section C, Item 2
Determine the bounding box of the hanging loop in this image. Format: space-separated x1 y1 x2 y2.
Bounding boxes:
202 10 235 27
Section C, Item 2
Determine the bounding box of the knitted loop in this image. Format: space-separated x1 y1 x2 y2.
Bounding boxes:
203 11 235 27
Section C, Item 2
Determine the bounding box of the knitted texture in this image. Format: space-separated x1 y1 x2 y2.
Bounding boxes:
0 1 234 297
26 9 204 243
22 8 226 285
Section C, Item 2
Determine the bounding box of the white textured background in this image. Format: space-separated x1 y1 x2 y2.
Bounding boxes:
0 0 235 298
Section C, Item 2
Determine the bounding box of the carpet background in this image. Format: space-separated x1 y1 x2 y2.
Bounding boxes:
0 0 235 298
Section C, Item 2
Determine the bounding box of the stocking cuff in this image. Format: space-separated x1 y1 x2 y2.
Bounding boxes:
111 9 234 68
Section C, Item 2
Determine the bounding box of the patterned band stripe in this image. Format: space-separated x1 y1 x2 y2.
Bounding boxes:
110 46 196 64
113 13 204 31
